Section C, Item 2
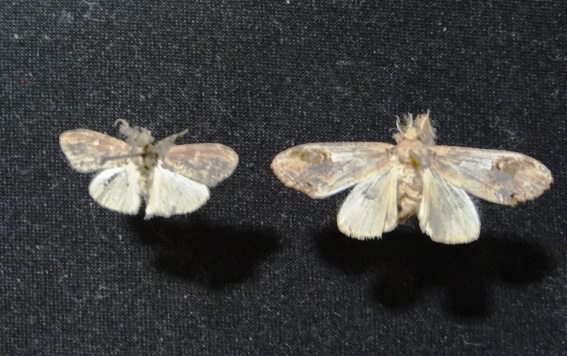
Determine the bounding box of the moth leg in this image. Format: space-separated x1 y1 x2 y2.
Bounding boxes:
160 129 188 144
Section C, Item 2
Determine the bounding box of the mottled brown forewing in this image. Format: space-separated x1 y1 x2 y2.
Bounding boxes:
162 143 239 187
429 146 553 206
59 129 131 173
271 142 393 198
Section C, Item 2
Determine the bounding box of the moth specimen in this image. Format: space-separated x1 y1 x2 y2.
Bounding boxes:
272 112 552 244
60 120 238 218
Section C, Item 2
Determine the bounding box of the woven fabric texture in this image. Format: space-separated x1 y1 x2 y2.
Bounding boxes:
1 1 566 355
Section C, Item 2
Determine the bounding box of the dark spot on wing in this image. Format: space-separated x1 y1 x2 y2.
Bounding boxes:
290 148 331 163
104 171 121 187
493 157 524 176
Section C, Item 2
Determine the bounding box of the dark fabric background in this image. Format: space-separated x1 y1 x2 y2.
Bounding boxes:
1 1 566 355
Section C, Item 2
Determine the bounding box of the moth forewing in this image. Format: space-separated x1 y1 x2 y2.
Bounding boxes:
428 146 553 206
271 142 394 199
162 143 239 187
59 129 131 173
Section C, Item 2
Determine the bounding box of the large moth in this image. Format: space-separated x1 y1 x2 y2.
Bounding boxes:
272 112 552 244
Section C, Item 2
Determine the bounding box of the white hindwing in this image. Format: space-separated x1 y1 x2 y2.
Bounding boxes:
418 169 480 244
88 163 142 214
145 164 210 219
337 166 399 239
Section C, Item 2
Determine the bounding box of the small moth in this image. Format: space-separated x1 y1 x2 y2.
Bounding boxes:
272 112 553 244
60 120 238 218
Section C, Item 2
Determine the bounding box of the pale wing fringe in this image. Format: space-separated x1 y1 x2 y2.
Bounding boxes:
429 146 553 206
60 129 131 173
145 165 210 219
418 169 480 244
88 164 142 214
271 142 394 198
162 143 239 187
337 166 399 239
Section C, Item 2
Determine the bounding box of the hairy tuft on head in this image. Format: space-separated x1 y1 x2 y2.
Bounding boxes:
415 110 436 145
114 119 155 148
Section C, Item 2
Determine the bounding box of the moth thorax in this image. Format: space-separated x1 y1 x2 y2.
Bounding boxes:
140 144 160 171
395 140 420 164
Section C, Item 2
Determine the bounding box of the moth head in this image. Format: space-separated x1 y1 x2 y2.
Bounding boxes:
393 110 436 145
115 119 155 148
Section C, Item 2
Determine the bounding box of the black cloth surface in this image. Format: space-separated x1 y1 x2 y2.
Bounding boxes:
1 1 566 355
